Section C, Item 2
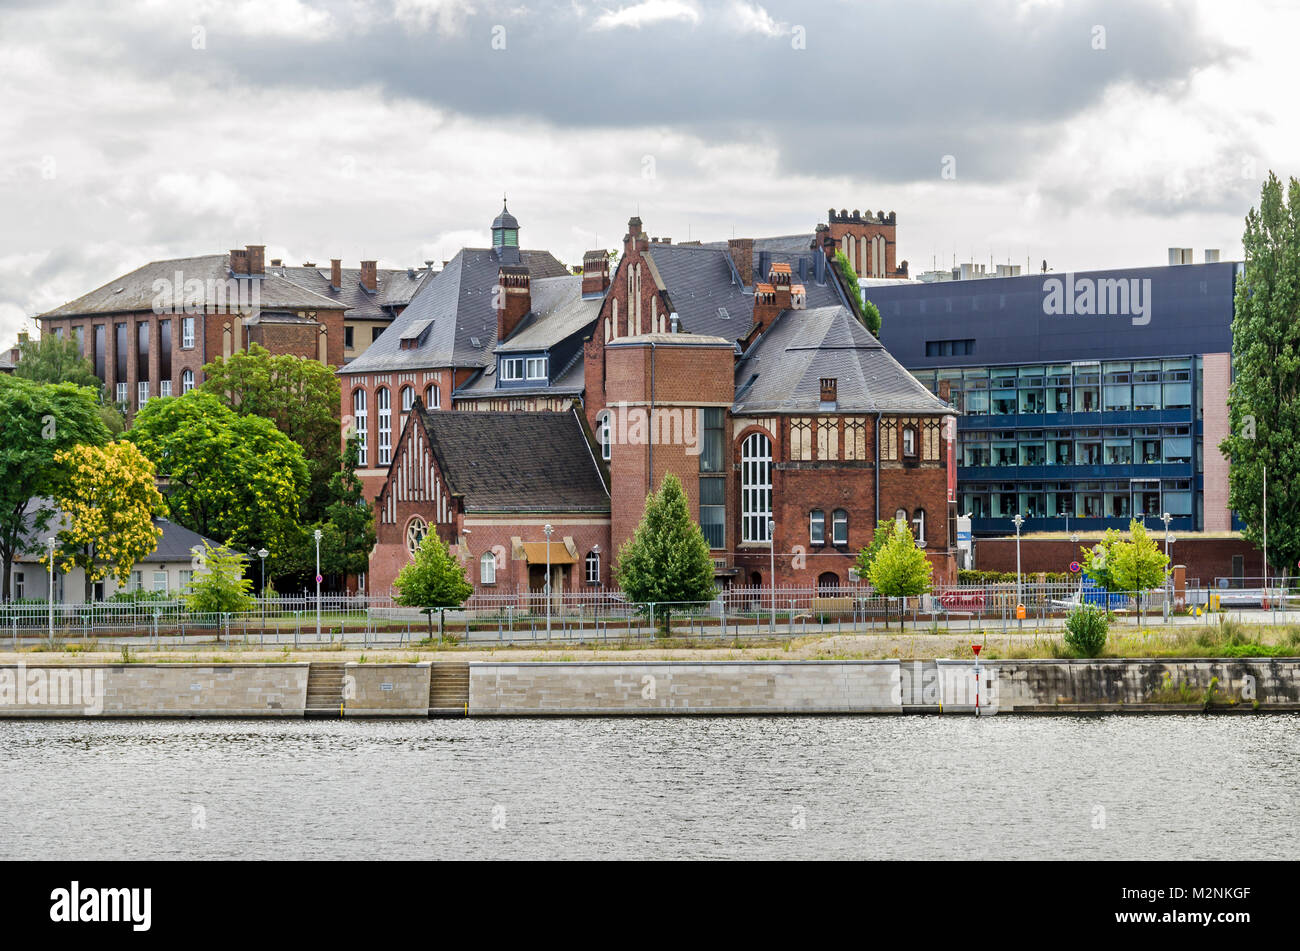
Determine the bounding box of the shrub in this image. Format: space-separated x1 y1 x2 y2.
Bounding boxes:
1064 603 1108 657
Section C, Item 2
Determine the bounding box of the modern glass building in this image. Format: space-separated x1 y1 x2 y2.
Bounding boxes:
866 260 1239 536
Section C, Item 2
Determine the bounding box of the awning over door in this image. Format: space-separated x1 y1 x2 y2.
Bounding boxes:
521 542 576 565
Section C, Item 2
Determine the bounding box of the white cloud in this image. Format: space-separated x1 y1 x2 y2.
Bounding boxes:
726 1 784 37
391 0 478 34
591 0 699 31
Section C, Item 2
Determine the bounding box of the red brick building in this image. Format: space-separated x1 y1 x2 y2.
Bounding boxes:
371 407 610 597
38 245 346 423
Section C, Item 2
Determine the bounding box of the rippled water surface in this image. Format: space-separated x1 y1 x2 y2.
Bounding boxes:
2 716 1296 860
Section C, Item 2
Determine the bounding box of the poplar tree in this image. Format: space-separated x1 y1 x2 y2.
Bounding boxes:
393 531 473 637
1221 172 1300 577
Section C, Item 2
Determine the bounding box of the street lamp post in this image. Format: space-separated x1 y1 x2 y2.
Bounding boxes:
313 529 322 639
768 518 776 635
1160 512 1173 618
1012 514 1024 629
257 548 269 622
47 536 55 646
543 523 553 639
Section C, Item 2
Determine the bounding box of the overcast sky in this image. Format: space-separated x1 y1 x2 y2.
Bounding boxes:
2 0 1296 344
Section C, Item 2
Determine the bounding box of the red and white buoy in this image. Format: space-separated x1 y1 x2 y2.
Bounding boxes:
972 644 982 717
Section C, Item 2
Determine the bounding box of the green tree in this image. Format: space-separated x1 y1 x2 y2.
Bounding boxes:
14 334 101 391
1080 527 1123 592
854 518 898 582
53 441 166 601
199 343 342 519
831 250 880 335
0 376 110 599
1063 603 1109 658
867 520 933 628
615 473 717 635
1108 519 1170 621
393 531 473 637
316 436 375 578
1220 172 1300 577
183 542 254 615
128 391 308 564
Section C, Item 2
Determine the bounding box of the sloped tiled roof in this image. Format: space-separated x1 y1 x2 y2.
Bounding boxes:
454 352 585 401
418 409 609 513
40 254 343 318
339 248 570 374
642 242 844 340
495 278 600 352
732 305 953 416
276 264 432 321
15 503 223 564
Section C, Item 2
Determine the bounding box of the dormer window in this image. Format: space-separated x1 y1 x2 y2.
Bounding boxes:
499 355 547 384
500 357 524 381
525 356 547 380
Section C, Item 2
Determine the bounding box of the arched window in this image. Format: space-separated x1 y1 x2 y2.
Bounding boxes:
181 368 194 393
809 509 825 544
585 551 600 585
426 383 440 409
480 552 497 585
400 385 413 413
818 571 840 591
832 509 849 546
405 516 427 556
902 424 918 458
597 410 611 461
353 389 368 466
895 508 907 526
376 387 391 465
913 509 927 547
741 432 772 543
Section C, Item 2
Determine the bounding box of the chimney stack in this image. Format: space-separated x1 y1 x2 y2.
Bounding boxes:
728 237 754 287
820 377 838 405
768 261 793 310
230 248 248 275
582 251 610 296
331 259 342 290
497 265 532 343
360 260 378 292
624 216 643 255
245 245 265 275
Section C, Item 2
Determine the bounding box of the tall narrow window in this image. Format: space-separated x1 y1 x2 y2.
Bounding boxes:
902 425 918 458
598 411 612 461
913 509 926 547
159 319 171 381
480 552 497 585
810 509 825 544
137 380 149 409
585 551 600 585
401 385 414 413
832 509 849 546
741 432 772 543
353 389 368 466
181 369 194 393
181 316 195 349
376 387 391 465
426 384 440 409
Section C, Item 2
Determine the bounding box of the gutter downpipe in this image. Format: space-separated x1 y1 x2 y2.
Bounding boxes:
874 412 882 527
648 341 656 495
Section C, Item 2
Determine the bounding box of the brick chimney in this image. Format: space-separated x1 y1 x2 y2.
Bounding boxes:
728 238 754 287
624 216 642 255
582 251 610 296
330 259 342 290
360 260 377 292
230 248 248 275
767 261 793 310
752 283 780 334
497 265 531 342
245 245 265 275
820 377 838 404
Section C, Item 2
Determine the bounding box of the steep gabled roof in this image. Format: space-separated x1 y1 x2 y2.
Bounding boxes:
642 242 843 340
339 248 570 374
40 254 343 318
418 409 609 513
732 305 953 416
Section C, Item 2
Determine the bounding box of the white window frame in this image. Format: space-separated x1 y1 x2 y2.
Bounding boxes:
152 570 168 593
585 551 600 585
181 316 195 349
181 369 194 393
116 382 128 405
741 432 772 543
809 509 825 544
13 571 23 600
401 386 413 413
160 379 172 398
903 425 918 458
426 384 441 409
832 509 849 546
376 387 392 466
129 570 142 592
480 552 497 585
525 356 548 380
500 357 524 381
137 380 150 409
353 389 368 466
913 509 926 547
598 411 611 461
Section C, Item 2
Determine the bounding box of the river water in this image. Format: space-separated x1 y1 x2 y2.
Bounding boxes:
2 716 1296 860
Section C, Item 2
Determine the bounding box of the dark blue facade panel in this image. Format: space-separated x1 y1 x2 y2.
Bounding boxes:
871 262 1237 367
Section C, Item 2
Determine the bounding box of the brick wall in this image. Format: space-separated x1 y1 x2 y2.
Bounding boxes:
974 534 1263 587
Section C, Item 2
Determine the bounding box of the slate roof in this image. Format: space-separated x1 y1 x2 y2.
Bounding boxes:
732 305 954 416
642 241 844 340
40 254 343 318
495 277 600 352
454 352 585 401
275 264 432 321
418 409 609 513
339 247 570 375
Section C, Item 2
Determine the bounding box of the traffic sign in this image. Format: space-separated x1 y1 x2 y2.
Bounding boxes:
315 574 323 584
971 644 982 656
1069 560 1081 573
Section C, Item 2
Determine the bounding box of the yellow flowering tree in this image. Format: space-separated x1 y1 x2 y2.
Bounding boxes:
53 441 165 601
